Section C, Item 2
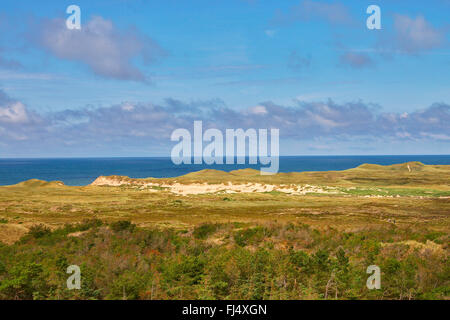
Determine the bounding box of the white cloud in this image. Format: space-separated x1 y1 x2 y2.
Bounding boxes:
393 15 445 54
121 102 135 112
248 105 268 115
35 16 166 82
0 101 29 124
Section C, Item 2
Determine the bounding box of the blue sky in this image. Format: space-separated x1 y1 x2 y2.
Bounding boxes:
0 0 449 157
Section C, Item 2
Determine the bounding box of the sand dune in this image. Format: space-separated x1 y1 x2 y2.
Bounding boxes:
91 176 338 195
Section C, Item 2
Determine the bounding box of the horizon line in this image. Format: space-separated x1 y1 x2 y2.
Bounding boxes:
0 154 449 160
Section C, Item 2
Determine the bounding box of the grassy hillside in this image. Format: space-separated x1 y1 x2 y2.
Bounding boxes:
91 161 450 189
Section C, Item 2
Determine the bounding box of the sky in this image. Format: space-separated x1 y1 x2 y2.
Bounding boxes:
0 0 449 157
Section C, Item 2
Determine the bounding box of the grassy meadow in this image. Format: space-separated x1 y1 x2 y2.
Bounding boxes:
0 162 448 299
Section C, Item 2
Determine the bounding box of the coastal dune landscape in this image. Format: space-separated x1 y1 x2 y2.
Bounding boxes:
0 162 448 299
0 0 449 306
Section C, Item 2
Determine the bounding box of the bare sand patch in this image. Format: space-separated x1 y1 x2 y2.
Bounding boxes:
91 176 339 196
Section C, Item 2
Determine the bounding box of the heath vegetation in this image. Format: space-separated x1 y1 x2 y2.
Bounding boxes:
0 163 448 300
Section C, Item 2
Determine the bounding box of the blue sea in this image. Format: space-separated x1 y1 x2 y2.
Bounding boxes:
0 155 449 186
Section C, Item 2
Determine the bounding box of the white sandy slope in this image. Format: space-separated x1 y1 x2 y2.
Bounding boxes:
90 176 339 196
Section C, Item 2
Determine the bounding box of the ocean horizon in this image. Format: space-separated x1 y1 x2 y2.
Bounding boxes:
1 155 449 186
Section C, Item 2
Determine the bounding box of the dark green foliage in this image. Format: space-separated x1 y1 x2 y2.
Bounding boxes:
78 218 103 231
110 220 135 233
234 227 268 247
193 223 218 239
0 262 50 299
0 221 447 300
28 224 51 239
289 250 312 273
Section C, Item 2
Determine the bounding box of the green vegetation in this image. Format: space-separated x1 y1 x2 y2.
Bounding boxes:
0 220 447 300
101 161 450 188
27 224 51 239
234 226 269 247
110 220 136 233
193 223 219 239
0 162 448 300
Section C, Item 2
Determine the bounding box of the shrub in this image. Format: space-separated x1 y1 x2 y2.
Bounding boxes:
193 223 218 239
163 256 206 286
28 224 51 239
110 220 135 233
234 227 268 247
108 271 147 300
78 218 103 231
289 250 311 270
0 262 49 299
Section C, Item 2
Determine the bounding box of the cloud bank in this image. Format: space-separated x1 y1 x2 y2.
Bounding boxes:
1 90 448 156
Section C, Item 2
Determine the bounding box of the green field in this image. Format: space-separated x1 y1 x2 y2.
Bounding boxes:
0 162 448 299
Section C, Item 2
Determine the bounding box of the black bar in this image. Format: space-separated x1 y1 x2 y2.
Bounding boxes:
0 300 445 319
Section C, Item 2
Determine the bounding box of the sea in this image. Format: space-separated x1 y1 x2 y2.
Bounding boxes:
0 155 449 186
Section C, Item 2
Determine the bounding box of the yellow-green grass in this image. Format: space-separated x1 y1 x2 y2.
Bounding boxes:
0 162 448 244
88 161 450 188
